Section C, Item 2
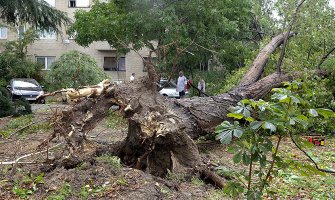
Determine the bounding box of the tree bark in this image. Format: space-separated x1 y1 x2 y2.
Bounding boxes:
40 32 300 178
238 32 295 87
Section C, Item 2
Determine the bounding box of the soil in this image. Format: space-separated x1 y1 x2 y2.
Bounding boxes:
1 104 334 199
0 104 230 200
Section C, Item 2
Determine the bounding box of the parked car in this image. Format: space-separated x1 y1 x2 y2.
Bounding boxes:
159 79 189 98
7 78 45 103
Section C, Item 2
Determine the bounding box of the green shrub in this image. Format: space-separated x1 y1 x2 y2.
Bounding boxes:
46 50 106 91
12 97 32 117
0 88 14 117
0 87 32 118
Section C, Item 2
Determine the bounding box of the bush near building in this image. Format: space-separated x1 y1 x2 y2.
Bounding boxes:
46 50 107 91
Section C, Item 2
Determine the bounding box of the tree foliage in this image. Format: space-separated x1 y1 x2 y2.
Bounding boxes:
0 0 70 33
216 80 335 198
46 50 107 91
70 0 254 74
0 29 42 86
253 0 335 75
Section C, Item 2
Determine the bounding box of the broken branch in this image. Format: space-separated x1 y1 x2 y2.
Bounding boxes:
0 143 63 165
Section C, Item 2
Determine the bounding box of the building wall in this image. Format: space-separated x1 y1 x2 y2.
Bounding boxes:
0 0 149 82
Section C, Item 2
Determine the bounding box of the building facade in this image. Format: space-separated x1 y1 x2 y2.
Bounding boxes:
0 0 149 82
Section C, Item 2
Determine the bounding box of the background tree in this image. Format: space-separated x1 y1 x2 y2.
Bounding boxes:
70 0 253 75
46 50 107 91
0 29 42 86
257 0 335 74
0 0 70 33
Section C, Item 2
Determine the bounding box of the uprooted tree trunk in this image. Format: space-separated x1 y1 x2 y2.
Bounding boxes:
39 32 302 184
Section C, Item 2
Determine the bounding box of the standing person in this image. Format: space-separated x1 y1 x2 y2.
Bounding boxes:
197 79 206 96
176 71 187 98
130 73 135 82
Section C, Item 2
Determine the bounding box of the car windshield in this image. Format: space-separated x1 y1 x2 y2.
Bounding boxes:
160 80 177 88
13 79 41 91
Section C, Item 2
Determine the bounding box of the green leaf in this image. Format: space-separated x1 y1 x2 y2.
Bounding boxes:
297 114 308 121
309 109 318 117
242 140 251 149
241 99 251 104
215 121 232 133
233 107 244 113
263 121 276 132
233 151 242 163
273 93 288 101
215 121 243 144
264 139 273 152
227 146 239 153
227 113 244 119
251 144 258 154
233 129 243 138
250 121 262 130
315 108 335 118
243 108 251 118
215 130 233 144
242 152 251 165
303 164 326 176
290 95 300 104
246 190 254 200
245 117 255 122
289 118 296 125
259 154 266 167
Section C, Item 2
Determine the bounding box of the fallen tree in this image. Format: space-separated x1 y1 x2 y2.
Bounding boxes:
37 32 306 182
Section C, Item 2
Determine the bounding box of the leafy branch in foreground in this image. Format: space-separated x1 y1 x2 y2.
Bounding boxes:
215 79 335 199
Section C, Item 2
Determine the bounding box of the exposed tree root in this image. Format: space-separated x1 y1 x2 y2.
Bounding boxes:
38 32 318 189
199 168 226 189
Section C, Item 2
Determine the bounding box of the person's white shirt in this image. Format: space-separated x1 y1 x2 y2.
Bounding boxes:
198 80 205 92
130 75 135 82
177 76 187 92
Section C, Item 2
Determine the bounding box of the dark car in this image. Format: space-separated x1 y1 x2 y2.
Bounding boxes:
7 78 45 103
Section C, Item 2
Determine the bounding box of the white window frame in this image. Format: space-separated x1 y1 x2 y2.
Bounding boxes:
36 56 56 70
0 27 8 39
37 28 56 39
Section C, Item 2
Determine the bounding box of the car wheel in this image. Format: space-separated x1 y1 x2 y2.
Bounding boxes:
37 98 46 104
162 94 168 97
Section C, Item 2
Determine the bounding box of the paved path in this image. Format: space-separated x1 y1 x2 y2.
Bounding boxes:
30 103 69 113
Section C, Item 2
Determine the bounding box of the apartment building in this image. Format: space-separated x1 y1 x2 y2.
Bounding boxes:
0 0 149 82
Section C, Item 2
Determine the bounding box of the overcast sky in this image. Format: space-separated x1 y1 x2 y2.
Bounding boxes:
330 0 335 8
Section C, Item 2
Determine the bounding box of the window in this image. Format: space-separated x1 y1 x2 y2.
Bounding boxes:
69 0 90 7
36 56 56 70
37 28 56 39
17 26 25 38
69 0 76 7
0 27 8 39
104 57 126 71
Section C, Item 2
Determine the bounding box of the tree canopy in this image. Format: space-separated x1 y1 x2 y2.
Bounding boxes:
70 0 254 73
0 0 70 33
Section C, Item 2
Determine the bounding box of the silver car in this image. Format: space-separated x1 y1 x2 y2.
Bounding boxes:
7 78 45 103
